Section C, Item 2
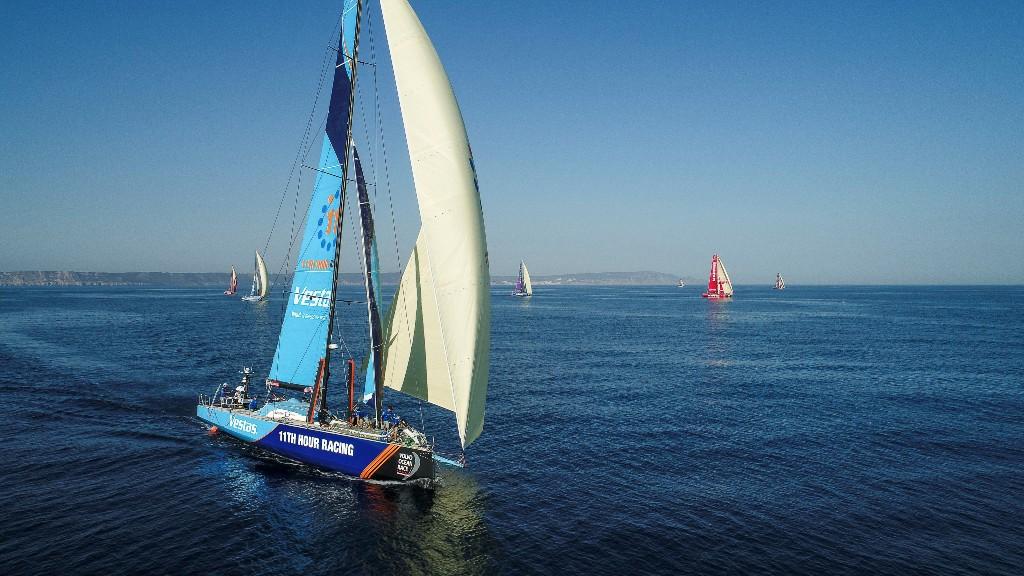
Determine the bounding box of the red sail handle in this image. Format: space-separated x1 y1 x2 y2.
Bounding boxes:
306 358 326 424
347 359 356 415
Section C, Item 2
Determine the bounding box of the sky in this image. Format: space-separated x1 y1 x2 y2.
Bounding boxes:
1 1 1021 284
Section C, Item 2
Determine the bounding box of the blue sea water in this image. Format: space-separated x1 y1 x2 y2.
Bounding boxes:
0 285 1021 575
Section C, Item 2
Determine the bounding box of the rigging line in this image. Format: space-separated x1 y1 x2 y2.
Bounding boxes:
300 163 377 187
257 8 349 385
326 45 376 67
284 315 329 386
268 152 336 377
267 106 331 296
345 165 369 292
353 25 388 335
261 12 344 260
367 0 414 348
353 27 379 224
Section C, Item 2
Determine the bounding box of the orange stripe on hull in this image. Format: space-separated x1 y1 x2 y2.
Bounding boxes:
359 444 399 479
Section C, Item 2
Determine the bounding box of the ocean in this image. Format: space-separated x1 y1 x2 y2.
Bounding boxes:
0 285 1021 575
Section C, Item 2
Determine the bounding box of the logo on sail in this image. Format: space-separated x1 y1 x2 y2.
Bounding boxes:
315 193 342 253
292 287 331 308
300 259 333 271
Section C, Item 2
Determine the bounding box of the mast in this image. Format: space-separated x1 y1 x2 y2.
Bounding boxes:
319 0 363 424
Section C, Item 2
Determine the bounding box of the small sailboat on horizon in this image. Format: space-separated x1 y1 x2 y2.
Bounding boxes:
701 254 734 300
223 266 238 296
774 272 785 290
240 250 269 302
512 260 532 297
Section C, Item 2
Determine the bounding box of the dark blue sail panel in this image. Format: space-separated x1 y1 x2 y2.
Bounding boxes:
269 2 358 387
325 53 352 155
353 148 384 404
326 0 359 154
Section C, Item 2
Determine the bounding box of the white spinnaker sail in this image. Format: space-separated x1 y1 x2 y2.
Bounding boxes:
380 0 491 448
718 258 734 296
521 261 533 295
255 250 269 299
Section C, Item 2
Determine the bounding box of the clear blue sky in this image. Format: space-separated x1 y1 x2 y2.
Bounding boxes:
2 1 1021 284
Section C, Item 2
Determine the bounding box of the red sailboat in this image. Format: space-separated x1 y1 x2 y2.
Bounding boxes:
701 254 734 300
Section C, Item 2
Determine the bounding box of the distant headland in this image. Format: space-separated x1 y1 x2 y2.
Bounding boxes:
0 270 689 287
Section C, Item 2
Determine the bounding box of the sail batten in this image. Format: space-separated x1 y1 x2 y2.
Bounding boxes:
380 0 490 447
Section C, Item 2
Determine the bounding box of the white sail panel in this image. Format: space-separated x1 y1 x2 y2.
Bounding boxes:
381 233 455 413
718 258 734 296
381 0 490 447
255 250 269 299
522 261 533 295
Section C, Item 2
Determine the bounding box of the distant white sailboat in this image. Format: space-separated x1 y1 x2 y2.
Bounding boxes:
241 250 268 302
774 273 785 290
512 260 533 297
677 279 686 288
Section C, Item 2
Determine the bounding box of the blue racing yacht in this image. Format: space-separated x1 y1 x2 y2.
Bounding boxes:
197 0 491 482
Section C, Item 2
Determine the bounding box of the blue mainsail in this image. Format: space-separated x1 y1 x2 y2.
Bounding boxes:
269 3 358 387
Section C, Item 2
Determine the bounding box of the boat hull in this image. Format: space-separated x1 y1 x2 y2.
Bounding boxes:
197 405 433 481
702 292 732 299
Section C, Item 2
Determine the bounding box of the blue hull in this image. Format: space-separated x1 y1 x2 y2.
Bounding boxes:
196 405 433 481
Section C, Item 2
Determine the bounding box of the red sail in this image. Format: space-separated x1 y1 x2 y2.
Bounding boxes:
702 254 728 299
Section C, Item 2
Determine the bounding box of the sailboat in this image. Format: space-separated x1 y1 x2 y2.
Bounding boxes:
223 266 238 296
197 0 490 482
512 260 532 297
701 254 734 300
774 272 785 290
240 250 269 302
677 279 686 288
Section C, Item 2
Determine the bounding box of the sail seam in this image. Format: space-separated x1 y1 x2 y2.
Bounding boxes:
421 241 464 446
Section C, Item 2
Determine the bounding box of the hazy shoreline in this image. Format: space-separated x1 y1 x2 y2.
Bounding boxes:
0 270 686 287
